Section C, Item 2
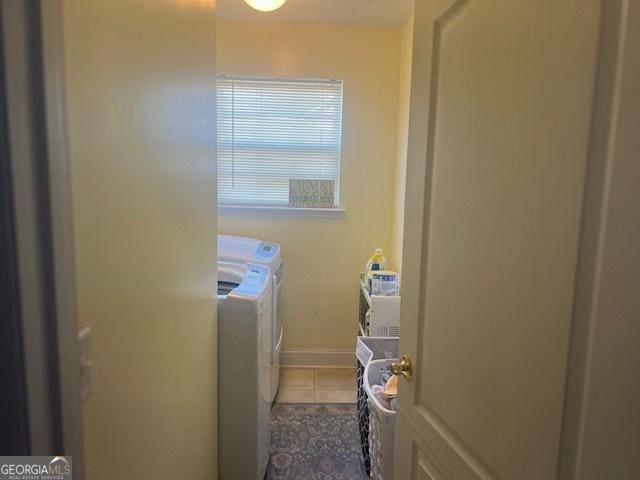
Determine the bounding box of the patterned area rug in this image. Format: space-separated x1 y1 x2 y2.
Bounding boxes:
266 403 369 480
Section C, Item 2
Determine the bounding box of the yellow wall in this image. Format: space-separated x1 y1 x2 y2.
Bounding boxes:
391 16 414 273
63 1 218 479
217 20 402 351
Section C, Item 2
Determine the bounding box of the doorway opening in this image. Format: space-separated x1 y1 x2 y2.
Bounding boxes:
215 0 414 478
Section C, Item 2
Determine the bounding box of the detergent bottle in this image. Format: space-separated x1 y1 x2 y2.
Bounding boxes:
364 248 387 274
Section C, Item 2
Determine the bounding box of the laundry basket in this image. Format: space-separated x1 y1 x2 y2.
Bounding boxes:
356 337 398 477
364 358 397 480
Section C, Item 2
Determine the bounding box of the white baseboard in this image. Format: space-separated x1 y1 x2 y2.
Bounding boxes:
280 349 356 369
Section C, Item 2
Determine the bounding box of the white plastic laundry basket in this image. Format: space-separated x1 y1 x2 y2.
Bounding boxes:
356 337 398 476
356 336 398 367
364 358 398 480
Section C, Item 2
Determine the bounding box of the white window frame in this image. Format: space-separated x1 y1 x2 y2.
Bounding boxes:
216 75 345 214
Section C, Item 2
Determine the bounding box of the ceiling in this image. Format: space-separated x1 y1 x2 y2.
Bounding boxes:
217 0 414 27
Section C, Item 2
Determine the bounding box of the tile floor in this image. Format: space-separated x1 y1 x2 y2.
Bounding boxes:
276 367 357 404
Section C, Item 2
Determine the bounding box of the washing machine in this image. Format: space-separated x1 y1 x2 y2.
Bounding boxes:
218 234 283 404
218 261 272 480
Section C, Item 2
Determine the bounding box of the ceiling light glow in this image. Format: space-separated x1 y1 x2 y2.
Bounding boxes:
243 0 288 12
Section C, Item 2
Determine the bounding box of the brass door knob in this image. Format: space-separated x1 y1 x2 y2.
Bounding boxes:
389 355 413 381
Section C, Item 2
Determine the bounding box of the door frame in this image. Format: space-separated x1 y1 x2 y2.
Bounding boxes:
0 0 31 456
40 0 85 473
558 0 640 477
1 0 84 474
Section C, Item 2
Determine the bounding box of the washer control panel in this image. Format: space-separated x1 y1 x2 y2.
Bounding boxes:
234 264 269 296
255 242 279 260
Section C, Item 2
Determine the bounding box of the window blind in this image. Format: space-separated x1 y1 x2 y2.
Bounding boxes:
217 76 343 208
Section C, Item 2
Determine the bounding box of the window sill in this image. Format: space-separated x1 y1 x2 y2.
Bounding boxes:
218 205 347 217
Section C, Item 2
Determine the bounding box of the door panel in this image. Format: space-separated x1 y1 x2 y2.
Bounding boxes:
395 413 454 480
397 1 602 478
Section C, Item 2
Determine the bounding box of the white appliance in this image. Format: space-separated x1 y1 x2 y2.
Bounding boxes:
359 276 400 337
218 234 283 404
218 261 272 480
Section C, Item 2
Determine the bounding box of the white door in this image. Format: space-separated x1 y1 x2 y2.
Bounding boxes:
395 1 603 478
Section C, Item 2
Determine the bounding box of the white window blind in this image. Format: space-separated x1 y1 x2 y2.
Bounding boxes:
217 76 343 208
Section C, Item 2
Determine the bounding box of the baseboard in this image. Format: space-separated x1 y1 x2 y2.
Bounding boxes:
280 349 356 369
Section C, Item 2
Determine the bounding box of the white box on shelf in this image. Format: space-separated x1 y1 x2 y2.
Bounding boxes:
359 278 400 337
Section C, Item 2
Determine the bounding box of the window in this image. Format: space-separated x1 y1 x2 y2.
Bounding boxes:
217 76 343 208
